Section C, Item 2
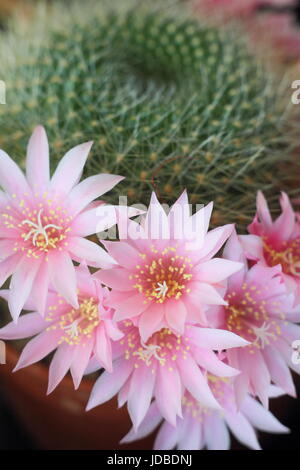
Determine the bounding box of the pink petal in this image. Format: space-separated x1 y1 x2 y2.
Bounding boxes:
184 297 208 326
118 379 130 408
227 349 249 408
72 205 108 237
242 396 289 434
0 224 19 239
144 192 170 240
86 358 132 411
0 239 19 258
0 253 20 288
84 356 102 375
70 340 94 389
187 282 227 306
268 385 286 398
127 365 156 430
139 303 164 343
280 320 300 343
204 414 230 450
48 251 78 308
75 263 96 297
247 350 271 408
256 190 272 227
283 273 299 298
47 344 76 394
224 411 260 450
183 296 208 325
246 264 283 290
223 230 246 262
190 201 213 242
101 241 140 269
276 338 300 374
188 326 249 350
50 141 93 194
154 421 179 450
239 234 264 260
177 356 221 409
155 365 182 426
73 204 143 238
178 415 202 450
195 224 234 263
14 329 61 371
121 403 161 444
168 190 190 239
165 299 187 335
8 257 41 322
0 289 35 311
68 237 116 269
0 149 31 195
122 219 148 252
67 174 124 215
194 258 243 283
107 289 133 307
76 260 91 277
26 125 50 189
30 261 49 316
285 302 300 322
172 190 189 208
104 320 124 341
94 268 133 291
263 345 296 397
113 294 148 321
223 232 248 290
274 192 296 240
0 313 46 339
194 349 239 377
248 214 261 236
95 325 112 372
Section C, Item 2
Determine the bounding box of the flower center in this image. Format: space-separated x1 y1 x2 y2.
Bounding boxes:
263 238 300 277
1 193 72 258
22 208 63 250
225 283 282 350
131 245 193 303
121 323 190 368
251 322 275 349
135 341 163 366
47 297 100 346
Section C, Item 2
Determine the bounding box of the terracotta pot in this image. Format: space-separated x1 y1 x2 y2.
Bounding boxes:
0 345 154 450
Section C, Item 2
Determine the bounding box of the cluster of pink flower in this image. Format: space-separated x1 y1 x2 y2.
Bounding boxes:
193 0 300 65
0 126 300 449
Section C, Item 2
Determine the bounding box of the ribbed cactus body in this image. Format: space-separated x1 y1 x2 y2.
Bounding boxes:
0 1 296 227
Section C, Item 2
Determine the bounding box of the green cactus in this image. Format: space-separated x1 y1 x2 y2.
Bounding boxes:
0 0 298 229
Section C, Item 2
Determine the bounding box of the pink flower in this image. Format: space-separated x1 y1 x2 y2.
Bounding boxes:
193 1 300 64
86 320 248 429
0 263 123 393
122 377 289 450
249 12 300 63
240 191 300 304
0 125 124 320
96 191 242 341
193 0 261 21
211 230 300 406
